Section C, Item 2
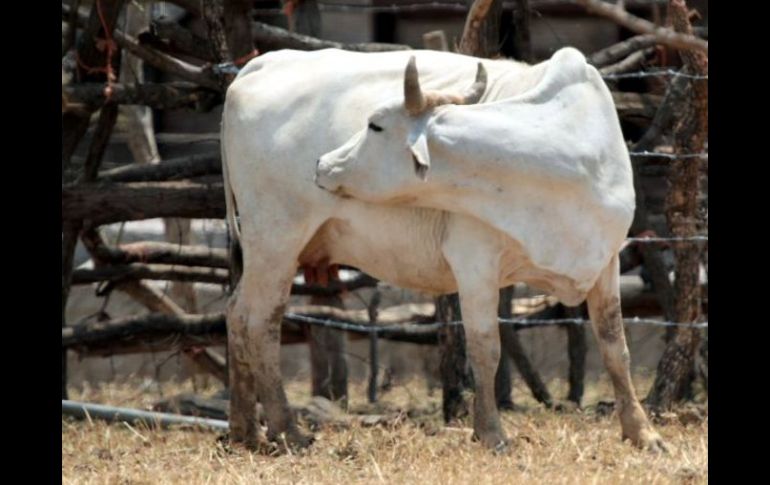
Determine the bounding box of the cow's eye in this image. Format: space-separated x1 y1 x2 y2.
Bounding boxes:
368 122 383 132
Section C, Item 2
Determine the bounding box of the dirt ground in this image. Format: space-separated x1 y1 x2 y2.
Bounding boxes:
62 376 707 484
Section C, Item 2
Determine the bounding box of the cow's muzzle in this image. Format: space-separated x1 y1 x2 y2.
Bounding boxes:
314 158 342 194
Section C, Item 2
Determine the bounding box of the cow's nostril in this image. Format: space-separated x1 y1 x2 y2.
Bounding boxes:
316 158 321 169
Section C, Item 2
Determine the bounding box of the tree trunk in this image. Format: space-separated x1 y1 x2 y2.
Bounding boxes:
511 0 533 62
459 0 502 57
436 294 471 423
500 314 553 408
646 0 708 410
308 295 349 409
495 286 515 410
293 0 321 37
565 304 587 405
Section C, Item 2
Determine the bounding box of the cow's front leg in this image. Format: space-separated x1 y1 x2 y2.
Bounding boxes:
460 286 507 450
444 234 507 451
586 254 667 452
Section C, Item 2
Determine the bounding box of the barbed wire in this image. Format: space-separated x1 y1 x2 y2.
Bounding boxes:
601 69 708 80
285 312 707 336
629 151 708 160
626 235 707 243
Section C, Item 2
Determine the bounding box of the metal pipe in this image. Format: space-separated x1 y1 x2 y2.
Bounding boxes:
62 400 229 432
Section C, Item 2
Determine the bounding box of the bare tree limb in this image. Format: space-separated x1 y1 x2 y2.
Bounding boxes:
144 19 216 62
62 181 226 226
98 152 221 182
589 33 657 67
80 229 227 382
71 263 229 286
87 241 230 268
68 82 654 120
63 309 441 356
574 0 707 53
600 47 654 75
114 30 221 89
63 3 221 90
251 21 411 52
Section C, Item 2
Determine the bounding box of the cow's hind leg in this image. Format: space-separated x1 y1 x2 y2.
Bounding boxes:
227 241 314 452
586 254 667 452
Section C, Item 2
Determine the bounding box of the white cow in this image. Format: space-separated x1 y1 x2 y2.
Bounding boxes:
222 47 664 452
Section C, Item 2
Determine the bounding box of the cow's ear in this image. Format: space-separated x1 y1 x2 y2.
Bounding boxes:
409 131 430 181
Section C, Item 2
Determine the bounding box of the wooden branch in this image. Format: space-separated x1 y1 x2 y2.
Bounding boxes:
589 33 657 67
137 0 202 17
574 0 707 53
251 21 410 53
511 0 533 63
63 309 439 356
144 19 216 62
64 82 220 111
646 0 708 409
62 181 226 226
62 0 126 170
600 47 654 75
89 241 230 268
73 243 378 295
62 0 80 56
81 229 227 382
612 91 662 119
114 30 221 90
224 0 257 61
98 152 221 182
458 0 497 56
71 263 229 286
63 3 221 90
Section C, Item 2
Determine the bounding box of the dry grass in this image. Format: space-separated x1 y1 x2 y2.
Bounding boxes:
63 377 707 484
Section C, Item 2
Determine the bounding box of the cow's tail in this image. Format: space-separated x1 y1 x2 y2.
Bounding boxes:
220 116 243 289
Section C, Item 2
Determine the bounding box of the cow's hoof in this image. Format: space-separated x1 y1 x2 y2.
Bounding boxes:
216 433 260 453
270 429 315 453
626 428 669 454
473 431 510 453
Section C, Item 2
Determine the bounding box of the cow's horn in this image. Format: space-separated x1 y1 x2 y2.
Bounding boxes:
404 56 426 115
461 62 488 105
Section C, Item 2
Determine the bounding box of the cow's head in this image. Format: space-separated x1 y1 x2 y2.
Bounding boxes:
315 56 487 202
